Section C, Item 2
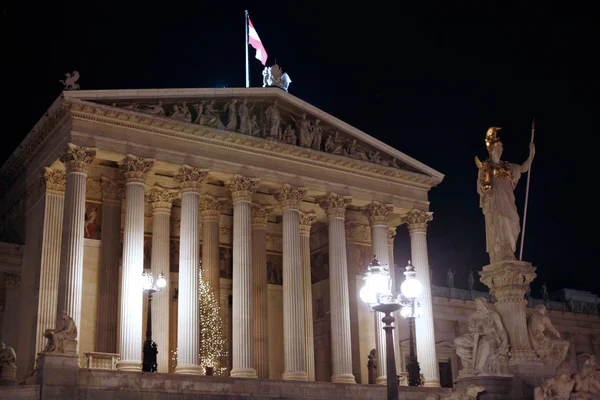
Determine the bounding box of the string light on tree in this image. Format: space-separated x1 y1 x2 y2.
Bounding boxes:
198 264 227 375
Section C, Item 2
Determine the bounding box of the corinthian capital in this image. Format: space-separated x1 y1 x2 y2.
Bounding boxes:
299 212 317 236
227 174 260 203
272 184 307 210
400 209 433 233
148 184 179 212
59 143 96 174
173 164 208 193
361 201 393 225
317 192 352 219
252 204 273 228
118 154 154 184
200 194 228 220
43 168 66 194
100 177 125 204
387 227 397 246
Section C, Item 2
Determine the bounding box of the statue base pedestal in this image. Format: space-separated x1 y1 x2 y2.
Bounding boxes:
35 352 79 400
455 375 513 400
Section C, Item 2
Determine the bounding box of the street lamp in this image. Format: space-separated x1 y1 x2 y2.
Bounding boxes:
142 271 167 372
360 256 423 400
399 261 422 387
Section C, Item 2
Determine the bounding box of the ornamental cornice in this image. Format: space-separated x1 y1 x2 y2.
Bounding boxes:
252 204 273 228
100 177 125 203
317 193 352 219
43 168 66 194
361 201 394 226
272 184 307 210
148 184 179 212
59 143 96 174
118 154 154 184
227 174 260 203
62 100 441 189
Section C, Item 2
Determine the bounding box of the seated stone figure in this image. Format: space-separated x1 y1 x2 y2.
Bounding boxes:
43 310 78 354
570 356 600 400
528 304 569 367
0 342 17 382
455 296 510 376
533 360 575 400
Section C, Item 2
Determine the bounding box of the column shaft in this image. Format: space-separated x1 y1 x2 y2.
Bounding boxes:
200 195 227 306
300 213 316 381
176 190 202 374
407 222 440 387
229 174 259 378
35 169 65 355
252 205 271 379
95 178 123 353
56 144 96 352
117 154 154 371
388 228 402 374
318 193 355 384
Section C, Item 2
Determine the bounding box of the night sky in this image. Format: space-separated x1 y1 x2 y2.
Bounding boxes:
2 3 597 295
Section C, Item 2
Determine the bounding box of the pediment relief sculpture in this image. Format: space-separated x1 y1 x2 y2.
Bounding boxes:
106 98 419 173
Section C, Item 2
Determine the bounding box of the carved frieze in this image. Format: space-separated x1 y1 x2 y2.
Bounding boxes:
118 154 154 183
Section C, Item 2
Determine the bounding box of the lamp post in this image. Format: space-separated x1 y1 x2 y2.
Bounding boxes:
399 261 422 387
360 256 423 400
142 271 167 372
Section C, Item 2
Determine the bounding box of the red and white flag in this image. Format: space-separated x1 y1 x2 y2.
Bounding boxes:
248 17 268 66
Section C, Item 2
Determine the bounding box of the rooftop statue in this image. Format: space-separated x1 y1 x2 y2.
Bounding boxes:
59 71 80 90
475 127 535 263
262 64 292 91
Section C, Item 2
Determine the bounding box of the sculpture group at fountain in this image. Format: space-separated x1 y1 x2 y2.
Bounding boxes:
534 356 600 400
529 304 570 367
455 296 511 377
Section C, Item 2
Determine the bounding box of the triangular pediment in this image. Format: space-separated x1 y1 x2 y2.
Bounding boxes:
62 88 443 183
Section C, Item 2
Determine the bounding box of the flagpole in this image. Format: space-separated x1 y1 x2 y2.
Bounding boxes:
519 118 535 260
245 10 250 88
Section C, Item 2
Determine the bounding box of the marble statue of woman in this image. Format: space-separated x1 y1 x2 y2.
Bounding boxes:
223 99 238 131
528 304 569 366
0 342 17 381
237 99 253 134
475 127 535 263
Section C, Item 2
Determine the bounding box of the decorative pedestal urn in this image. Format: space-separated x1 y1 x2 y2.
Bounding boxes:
479 259 540 365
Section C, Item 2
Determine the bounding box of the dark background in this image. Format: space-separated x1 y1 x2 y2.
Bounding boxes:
2 2 598 295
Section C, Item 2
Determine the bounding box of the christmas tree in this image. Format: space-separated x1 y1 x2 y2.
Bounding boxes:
198 265 227 375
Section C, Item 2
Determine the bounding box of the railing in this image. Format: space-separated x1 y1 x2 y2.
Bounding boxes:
84 352 120 370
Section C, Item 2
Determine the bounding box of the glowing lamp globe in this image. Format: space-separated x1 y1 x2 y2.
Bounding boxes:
401 278 422 300
366 271 391 297
142 271 154 291
400 305 412 318
156 272 167 289
359 285 377 305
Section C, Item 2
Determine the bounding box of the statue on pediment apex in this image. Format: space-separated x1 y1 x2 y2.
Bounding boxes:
59 71 80 90
262 64 291 91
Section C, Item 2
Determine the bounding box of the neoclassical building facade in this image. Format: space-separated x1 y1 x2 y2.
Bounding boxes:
0 88 598 392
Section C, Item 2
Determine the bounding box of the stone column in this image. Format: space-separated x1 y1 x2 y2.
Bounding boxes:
252 204 272 379
228 174 260 378
317 193 356 384
95 177 124 353
299 212 317 381
200 195 228 303
148 184 179 373
273 184 308 381
35 168 66 355
173 165 208 375
56 144 96 349
479 257 537 365
362 201 394 385
116 154 154 371
400 210 440 387
388 227 403 374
